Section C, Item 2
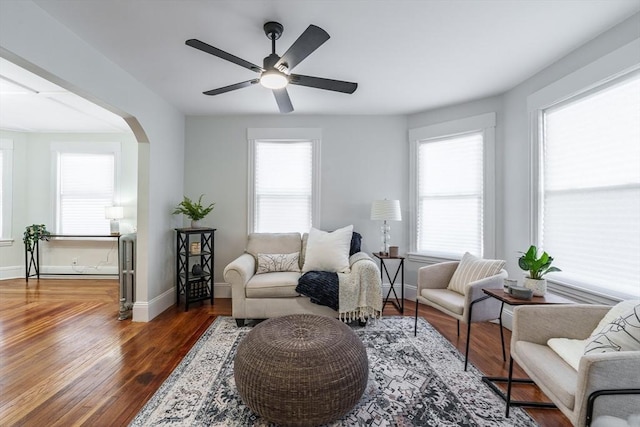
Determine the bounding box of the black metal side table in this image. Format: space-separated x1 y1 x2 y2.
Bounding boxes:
373 252 405 313
480 288 574 416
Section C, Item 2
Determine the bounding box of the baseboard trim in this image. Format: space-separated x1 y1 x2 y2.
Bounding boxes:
132 287 174 322
0 265 22 280
214 282 231 298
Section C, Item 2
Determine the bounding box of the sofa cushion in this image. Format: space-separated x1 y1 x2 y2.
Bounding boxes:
300 231 361 270
515 341 577 410
421 288 464 315
256 252 301 274
247 233 302 262
447 252 505 295
245 272 301 298
302 225 353 273
584 302 640 355
300 233 309 270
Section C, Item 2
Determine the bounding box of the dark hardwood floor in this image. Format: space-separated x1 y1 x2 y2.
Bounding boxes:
0 278 570 426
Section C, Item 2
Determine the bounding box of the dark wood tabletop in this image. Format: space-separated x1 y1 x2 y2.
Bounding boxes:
483 287 574 305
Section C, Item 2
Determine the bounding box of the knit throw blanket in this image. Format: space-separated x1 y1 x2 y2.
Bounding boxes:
296 253 383 321
338 252 383 321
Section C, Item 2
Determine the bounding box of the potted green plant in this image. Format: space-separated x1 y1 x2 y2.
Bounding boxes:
23 224 51 252
172 195 215 228
518 245 561 296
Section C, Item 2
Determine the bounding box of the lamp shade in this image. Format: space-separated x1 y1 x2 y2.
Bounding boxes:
105 206 124 220
370 199 402 221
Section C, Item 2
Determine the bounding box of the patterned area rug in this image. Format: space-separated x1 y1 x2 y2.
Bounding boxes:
130 316 536 426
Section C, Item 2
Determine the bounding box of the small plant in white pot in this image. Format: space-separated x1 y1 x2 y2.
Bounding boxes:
172 195 215 228
518 245 561 296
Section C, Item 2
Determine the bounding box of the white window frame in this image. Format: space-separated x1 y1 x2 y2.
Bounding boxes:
408 113 496 262
247 128 321 234
528 39 640 301
50 141 121 235
0 138 14 245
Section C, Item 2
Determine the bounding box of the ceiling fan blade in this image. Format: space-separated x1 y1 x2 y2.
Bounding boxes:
273 88 294 113
289 74 358 94
275 25 329 71
203 79 259 96
186 39 263 73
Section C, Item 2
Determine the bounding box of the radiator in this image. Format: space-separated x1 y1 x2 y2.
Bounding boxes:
119 233 136 320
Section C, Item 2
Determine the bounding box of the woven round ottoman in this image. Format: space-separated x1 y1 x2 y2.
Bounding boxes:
234 314 368 427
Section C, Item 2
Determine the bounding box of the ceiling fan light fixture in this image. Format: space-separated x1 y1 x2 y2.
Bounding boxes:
260 69 288 89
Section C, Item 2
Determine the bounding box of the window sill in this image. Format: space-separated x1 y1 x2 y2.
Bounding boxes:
0 238 14 247
407 251 462 264
546 278 637 305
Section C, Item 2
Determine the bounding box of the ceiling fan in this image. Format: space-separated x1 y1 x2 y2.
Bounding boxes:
186 21 358 113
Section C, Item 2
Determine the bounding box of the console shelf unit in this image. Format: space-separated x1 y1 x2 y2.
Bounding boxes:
175 227 215 311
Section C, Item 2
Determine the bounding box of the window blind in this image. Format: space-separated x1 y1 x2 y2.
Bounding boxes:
541 72 640 297
58 153 115 234
254 140 313 233
417 132 484 257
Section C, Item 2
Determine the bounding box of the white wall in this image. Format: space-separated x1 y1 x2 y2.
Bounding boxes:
185 115 407 285
501 12 640 287
186 12 640 305
0 130 137 277
0 1 185 321
406 96 504 289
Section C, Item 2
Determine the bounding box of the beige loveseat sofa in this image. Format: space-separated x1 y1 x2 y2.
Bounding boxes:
509 304 640 426
223 232 382 326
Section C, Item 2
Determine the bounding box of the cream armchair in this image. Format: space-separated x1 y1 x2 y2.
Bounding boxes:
414 259 508 371
508 305 640 426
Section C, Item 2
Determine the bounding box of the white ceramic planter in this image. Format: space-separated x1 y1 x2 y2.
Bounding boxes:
523 277 547 296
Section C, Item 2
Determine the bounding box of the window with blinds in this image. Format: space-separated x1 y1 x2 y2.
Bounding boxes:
56 152 116 235
539 71 640 297
417 132 484 257
252 140 314 233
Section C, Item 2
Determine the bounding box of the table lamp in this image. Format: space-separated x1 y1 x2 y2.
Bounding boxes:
370 199 402 255
105 206 124 235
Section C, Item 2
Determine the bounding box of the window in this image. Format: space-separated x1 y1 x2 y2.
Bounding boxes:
536 71 640 298
409 113 496 259
52 142 121 235
0 138 13 243
248 128 320 234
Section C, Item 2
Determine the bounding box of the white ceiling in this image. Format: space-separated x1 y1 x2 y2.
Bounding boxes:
0 57 130 133
1 0 639 131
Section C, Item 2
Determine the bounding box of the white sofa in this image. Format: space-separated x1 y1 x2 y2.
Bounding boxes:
223 232 381 326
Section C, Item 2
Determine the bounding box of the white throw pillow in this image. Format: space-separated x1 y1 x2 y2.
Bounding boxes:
446 252 505 295
589 300 640 336
302 225 353 273
256 252 301 274
584 301 640 355
547 338 586 371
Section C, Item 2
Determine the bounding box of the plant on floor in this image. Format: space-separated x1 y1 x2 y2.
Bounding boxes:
23 224 51 252
518 245 561 279
172 195 215 222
